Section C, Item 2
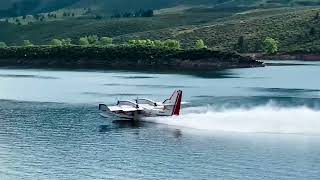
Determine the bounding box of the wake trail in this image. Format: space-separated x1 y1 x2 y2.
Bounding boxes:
144 104 320 134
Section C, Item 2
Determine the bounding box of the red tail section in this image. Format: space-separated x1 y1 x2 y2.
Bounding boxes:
162 90 183 116
172 90 182 115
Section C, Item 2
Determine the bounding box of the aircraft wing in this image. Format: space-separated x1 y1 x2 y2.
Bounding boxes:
108 106 135 112
99 104 143 113
107 105 143 112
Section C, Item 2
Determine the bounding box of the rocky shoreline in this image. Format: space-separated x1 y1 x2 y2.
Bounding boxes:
0 46 264 70
250 53 320 61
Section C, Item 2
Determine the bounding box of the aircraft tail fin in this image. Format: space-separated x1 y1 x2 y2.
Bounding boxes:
163 90 183 115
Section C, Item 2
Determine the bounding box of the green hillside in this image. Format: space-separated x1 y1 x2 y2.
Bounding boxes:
0 1 320 54
0 6 242 45
1 0 320 17
116 7 320 52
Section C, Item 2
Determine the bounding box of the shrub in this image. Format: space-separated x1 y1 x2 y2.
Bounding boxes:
195 39 207 49
128 39 181 49
100 37 113 45
128 39 151 46
61 38 72 46
263 37 279 54
23 40 34 47
153 40 164 47
163 39 181 49
51 39 63 46
87 35 99 45
79 37 90 46
0 42 7 48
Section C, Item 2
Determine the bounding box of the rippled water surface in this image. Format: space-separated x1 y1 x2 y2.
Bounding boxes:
1 61 320 179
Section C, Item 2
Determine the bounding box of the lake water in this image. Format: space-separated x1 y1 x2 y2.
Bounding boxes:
1 61 320 179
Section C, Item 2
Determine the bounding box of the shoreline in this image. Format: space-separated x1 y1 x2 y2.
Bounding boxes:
248 53 320 61
0 46 264 71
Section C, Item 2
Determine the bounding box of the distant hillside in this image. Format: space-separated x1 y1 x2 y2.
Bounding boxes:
1 0 320 17
0 1 320 54
116 7 320 52
0 0 79 17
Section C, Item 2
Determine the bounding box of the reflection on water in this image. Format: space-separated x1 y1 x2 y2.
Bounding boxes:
112 120 146 129
103 83 194 89
112 75 157 79
250 87 320 93
0 74 58 79
82 92 153 97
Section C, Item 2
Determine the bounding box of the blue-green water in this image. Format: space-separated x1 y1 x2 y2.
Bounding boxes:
1 61 320 179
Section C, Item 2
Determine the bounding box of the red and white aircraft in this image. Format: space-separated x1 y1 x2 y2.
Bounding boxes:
99 90 182 120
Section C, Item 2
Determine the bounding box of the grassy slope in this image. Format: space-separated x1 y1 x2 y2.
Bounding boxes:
115 7 320 52
0 7 240 45
0 1 319 53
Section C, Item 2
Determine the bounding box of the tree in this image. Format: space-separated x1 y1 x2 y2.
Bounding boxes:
95 15 103 20
315 12 320 20
34 14 40 20
51 39 63 46
128 39 181 49
111 12 121 18
134 9 143 17
128 39 137 45
254 40 262 52
23 40 34 47
195 39 207 49
163 39 181 49
310 27 316 36
235 36 247 53
141 9 154 17
61 38 72 46
262 37 279 54
79 37 90 46
123 12 133 18
154 40 164 48
87 35 99 45
100 37 113 45
0 42 7 48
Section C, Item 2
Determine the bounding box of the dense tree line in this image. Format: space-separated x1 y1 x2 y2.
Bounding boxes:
0 45 262 71
111 9 154 18
0 35 281 54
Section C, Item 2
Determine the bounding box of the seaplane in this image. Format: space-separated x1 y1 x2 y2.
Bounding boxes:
99 90 182 121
